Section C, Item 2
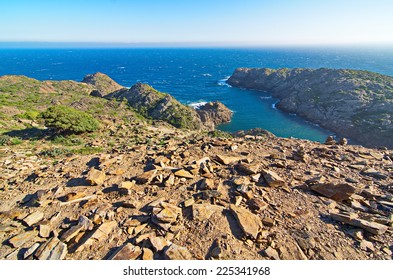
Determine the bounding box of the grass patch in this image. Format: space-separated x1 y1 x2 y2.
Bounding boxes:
51 135 84 146
71 146 104 155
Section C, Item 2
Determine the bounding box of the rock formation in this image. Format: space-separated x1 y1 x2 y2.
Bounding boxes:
82 72 124 97
227 67 393 148
196 101 233 130
0 74 232 131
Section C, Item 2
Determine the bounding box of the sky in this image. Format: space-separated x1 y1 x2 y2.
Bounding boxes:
1 0 393 46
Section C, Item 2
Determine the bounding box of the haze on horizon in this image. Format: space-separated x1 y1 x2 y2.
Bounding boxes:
1 0 393 47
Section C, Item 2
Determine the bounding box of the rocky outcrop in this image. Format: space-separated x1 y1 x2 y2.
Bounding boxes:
0 73 232 132
227 68 393 148
106 83 232 130
106 83 204 130
82 72 124 97
196 101 233 130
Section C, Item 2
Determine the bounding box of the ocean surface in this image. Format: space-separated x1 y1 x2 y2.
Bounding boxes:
1 47 393 143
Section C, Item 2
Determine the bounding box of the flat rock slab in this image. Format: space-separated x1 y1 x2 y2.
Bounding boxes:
216 155 241 165
34 237 67 260
134 170 157 184
142 248 154 260
164 244 192 260
108 243 142 260
174 169 194 179
76 221 117 251
155 208 178 224
311 183 356 202
229 204 262 239
262 170 285 187
23 243 40 259
23 211 44 227
264 246 280 260
235 163 260 175
330 212 388 235
361 168 388 180
8 230 37 248
86 168 106 186
149 236 171 251
192 203 224 221
247 198 268 212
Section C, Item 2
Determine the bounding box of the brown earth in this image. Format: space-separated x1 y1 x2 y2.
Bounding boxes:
1 122 392 260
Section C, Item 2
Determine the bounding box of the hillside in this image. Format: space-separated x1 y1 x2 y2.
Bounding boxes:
0 73 392 261
227 67 393 148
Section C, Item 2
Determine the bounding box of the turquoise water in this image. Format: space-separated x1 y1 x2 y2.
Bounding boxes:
1 47 393 142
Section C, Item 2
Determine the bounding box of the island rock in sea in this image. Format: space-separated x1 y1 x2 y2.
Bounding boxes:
227 67 393 148
196 101 233 131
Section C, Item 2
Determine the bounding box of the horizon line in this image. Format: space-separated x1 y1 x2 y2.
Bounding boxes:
1 41 393 49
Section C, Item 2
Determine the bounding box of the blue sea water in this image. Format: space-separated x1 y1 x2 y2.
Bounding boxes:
1 47 393 143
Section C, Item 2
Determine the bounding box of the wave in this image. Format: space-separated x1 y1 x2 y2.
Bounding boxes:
217 76 232 87
188 101 207 109
260 96 272 100
202 73 212 77
272 101 279 110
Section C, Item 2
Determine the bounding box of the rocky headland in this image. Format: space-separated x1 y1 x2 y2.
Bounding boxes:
227 67 393 149
0 72 392 260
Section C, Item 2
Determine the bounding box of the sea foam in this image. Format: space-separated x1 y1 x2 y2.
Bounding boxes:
188 101 207 109
217 76 232 87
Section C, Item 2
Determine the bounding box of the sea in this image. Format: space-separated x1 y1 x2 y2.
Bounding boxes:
1 47 393 143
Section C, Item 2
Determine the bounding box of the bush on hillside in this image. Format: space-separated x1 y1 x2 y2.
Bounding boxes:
40 105 100 134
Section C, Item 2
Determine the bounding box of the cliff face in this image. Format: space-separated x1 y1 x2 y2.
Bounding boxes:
228 68 393 148
0 74 232 132
196 101 233 130
106 83 204 130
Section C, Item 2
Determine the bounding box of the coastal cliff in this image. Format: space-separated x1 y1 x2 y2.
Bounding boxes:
227 68 393 148
0 73 392 261
0 73 231 132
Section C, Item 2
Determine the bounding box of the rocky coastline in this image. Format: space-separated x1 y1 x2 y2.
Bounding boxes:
0 72 392 260
227 67 393 149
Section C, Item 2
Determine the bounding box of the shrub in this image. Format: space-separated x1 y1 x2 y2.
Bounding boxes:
52 135 84 146
0 135 11 146
40 147 69 157
16 110 40 120
40 106 100 134
0 135 23 146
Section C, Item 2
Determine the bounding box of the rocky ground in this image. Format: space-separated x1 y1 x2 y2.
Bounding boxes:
1 121 392 260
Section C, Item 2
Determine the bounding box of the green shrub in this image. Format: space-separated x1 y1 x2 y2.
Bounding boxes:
52 135 84 146
0 135 11 146
40 147 69 157
16 110 40 120
0 135 23 146
72 146 103 155
40 106 100 134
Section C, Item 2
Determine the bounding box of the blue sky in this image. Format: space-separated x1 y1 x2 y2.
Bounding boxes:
1 0 393 46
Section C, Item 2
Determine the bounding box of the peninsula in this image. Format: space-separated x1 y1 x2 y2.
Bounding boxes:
227 67 393 148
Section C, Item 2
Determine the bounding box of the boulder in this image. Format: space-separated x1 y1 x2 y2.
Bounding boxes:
311 183 356 202
164 244 192 260
86 168 106 186
229 205 262 239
